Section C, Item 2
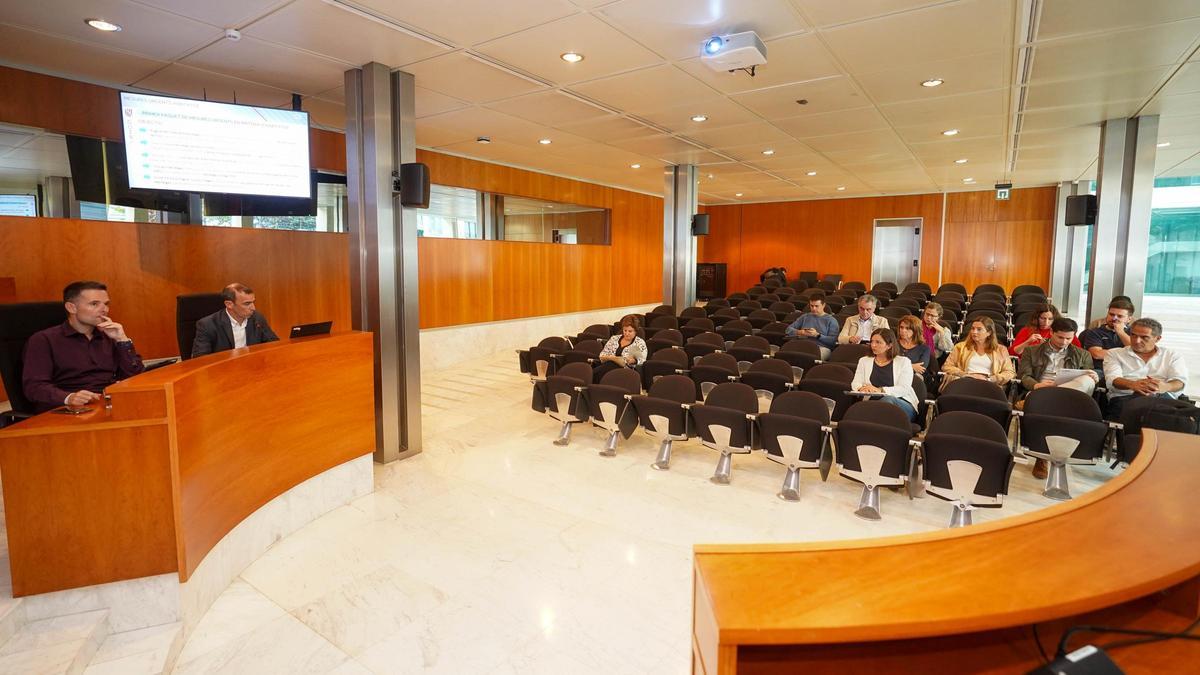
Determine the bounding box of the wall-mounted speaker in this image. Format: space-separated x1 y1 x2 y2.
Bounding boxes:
397 162 430 209
691 213 710 235
1065 194 1097 226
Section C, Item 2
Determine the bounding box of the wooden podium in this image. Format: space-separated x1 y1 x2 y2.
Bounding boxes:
0 332 375 597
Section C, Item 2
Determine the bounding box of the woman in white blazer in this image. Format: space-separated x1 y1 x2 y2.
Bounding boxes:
850 327 919 421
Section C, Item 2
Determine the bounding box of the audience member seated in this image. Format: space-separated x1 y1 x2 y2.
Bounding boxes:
920 302 955 359
940 317 1015 392
837 294 889 345
22 280 145 413
1079 298 1134 368
1016 317 1096 479
851 328 918 421
191 282 280 357
594 314 648 380
784 292 839 359
1010 304 1081 356
1103 318 1189 420
1087 295 1133 329
894 314 932 376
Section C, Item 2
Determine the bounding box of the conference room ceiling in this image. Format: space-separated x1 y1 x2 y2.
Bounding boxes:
2 0 1200 202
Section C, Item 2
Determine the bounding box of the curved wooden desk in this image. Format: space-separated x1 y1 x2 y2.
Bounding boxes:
0 332 375 596
693 430 1200 674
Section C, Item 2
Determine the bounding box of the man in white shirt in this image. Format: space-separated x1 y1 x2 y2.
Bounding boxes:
1102 318 1188 419
191 282 280 357
837 294 890 345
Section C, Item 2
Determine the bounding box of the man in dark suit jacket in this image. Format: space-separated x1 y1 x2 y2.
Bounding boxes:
191 282 279 358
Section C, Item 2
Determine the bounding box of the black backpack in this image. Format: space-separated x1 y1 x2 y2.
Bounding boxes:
1118 396 1200 463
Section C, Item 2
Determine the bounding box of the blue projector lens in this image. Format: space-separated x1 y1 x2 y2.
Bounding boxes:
704 37 723 54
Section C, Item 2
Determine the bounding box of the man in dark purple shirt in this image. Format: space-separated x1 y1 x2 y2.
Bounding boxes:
22 281 144 412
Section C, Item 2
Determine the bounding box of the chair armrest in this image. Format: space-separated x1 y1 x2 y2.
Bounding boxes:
845 390 883 398
680 403 692 410
573 386 588 392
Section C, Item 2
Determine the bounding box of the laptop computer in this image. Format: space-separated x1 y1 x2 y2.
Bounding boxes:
290 321 333 339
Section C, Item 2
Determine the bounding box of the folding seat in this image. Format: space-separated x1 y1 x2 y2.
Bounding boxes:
1012 284 1046 298
963 309 1008 327
641 346 688 390
903 282 932 296
574 323 612 343
727 292 750 303
973 283 1006 298
735 299 763 316
1018 388 1119 500
841 281 866 293
1010 302 1046 319
533 362 593 446
757 293 781 304
689 382 759 484
932 294 964 311
763 278 783 289
825 297 846 314
589 367 643 457
643 313 678 340
832 289 858 303
630 374 696 471
798 271 820 285
758 391 834 500
774 338 822 373
938 283 968 296
684 332 725 362
690 352 740 400
931 378 1014 435
968 296 1007 311
703 298 730 315
880 306 912 323
649 304 676 318
828 343 871 370
786 279 810 292
739 357 798 412
726 335 772 365
775 287 797 300
757 321 791 347
889 297 921 313
796 363 856 422
919 411 1015 527
711 307 742 328
836 400 916 520
835 306 858 322
871 281 899 296
743 308 774 331
1012 311 1035 330
518 335 572 379
680 317 716 341
746 286 769 298
816 280 838 292
646 328 683 357
561 338 604 367
717 319 754 344
679 306 707 321
822 273 843 287
768 301 797 322
782 310 804 325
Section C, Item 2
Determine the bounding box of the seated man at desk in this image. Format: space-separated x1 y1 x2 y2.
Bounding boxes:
22 280 145 412
191 283 279 358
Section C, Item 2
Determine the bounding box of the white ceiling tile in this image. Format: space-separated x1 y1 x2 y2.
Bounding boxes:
134 0 286 27
570 65 721 113
355 0 579 47
415 88 471 118
599 0 808 61
0 131 37 149
909 136 1006 162
1020 101 1143 131
655 147 734 164
880 88 1009 127
401 52 548 103
854 50 1010 105
607 134 708 157
1024 67 1170 110
474 13 662 85
718 139 820 164
132 63 294 108
635 97 762 133
0 24 168 87
802 128 908 153
1152 90 1200 118
682 122 794 149
418 107 578 148
1161 62 1200 96
180 35 349 95
299 96 345 130
541 142 659 169
1017 126 1101 149
821 0 1013 74
1029 19 1200 82
1037 0 1200 41
774 107 891 138
554 115 658 141
791 0 948 28
730 76 867 119
895 114 1008 144
242 0 449 68
923 161 1004 183
487 91 613 126
676 33 842 95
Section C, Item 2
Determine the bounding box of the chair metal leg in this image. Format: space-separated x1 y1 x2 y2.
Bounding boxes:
949 502 974 528
710 450 733 485
854 484 882 521
1043 461 1071 501
777 467 800 501
598 429 619 457
553 421 571 446
651 439 673 471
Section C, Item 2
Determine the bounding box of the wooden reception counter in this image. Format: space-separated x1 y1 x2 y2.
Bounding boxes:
692 430 1200 674
0 332 375 597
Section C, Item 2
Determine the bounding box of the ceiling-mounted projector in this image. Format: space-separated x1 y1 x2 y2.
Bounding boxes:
700 31 767 73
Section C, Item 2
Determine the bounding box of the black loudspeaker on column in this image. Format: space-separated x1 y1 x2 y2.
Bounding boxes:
396 162 430 209
691 213 710 235
1064 194 1097 226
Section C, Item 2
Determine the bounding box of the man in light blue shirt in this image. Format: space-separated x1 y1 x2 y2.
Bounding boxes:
785 293 840 359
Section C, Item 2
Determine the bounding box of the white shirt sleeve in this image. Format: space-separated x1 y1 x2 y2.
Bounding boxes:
1102 349 1127 390
851 357 871 391
1163 349 1189 388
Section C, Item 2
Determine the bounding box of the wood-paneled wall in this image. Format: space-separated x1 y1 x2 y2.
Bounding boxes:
942 187 1058 292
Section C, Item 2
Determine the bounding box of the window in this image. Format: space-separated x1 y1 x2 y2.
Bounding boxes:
416 185 482 239
1148 176 1200 295
498 195 610 245
201 177 348 232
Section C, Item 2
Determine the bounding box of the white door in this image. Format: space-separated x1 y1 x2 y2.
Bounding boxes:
872 218 922 288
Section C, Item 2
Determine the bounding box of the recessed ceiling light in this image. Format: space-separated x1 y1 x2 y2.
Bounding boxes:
735 192 744 197
707 174 714 179
85 18 122 32
691 114 708 122
1157 141 1171 148
476 136 491 144
806 171 817 176
962 177 975 183
762 149 775 156
836 186 846 191
538 138 552 145
942 129 959 136
955 158 968 164
630 163 641 169
921 78 944 88
560 52 584 63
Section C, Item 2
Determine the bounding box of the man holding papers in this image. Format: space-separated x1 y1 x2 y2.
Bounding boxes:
1016 317 1096 479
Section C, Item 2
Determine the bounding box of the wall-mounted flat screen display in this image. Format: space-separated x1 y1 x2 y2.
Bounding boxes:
119 92 310 198
0 194 37 217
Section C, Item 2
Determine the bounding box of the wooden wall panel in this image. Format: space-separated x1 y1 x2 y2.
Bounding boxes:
942 187 1057 291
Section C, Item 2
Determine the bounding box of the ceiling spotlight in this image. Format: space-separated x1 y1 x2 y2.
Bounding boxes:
735 192 744 197
921 78 944 87
962 177 975 183
1157 141 1171 148
630 163 641 169
836 186 846 191
762 149 775 156
955 158 968 164
476 136 491 144
538 138 552 145
691 114 708 122
707 174 714 179
85 18 122 32
703 36 724 55
942 129 959 136
806 171 817 176
560 52 584 63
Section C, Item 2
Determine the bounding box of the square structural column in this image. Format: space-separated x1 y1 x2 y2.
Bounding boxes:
345 62 422 464
663 165 699 308
1087 115 1158 322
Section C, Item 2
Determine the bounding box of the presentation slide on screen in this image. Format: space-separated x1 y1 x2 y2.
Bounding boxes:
120 92 310 198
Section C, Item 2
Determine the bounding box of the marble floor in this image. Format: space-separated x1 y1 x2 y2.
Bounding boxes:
171 351 1119 674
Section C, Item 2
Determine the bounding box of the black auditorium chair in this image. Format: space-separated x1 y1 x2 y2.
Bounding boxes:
775 287 797 300
746 286 768 298
536 362 592 446
842 281 866 293
835 306 858 322
880 306 911 323
1018 388 1118 501
646 328 683 357
904 282 932 296
769 301 796 321
774 339 822 374
920 411 1015 527
649 304 676 319
973 284 1006 298
763 278 782 289
938 283 968 297
176 293 225 359
735 299 763 316
822 273 843 287
932 378 1014 440
758 391 834 499
968 299 1008 314
717 319 754 344
679 306 707 321
1011 295 1048 310
739 357 798 413
889 297 921 313
589 367 643 458
1012 284 1045 298
692 382 758 485
703 298 730 315
782 310 805 326
757 321 791 347
817 280 838 293
710 307 742 328
747 308 778 331
726 335 772 365
836 400 916 521
832 289 858 304
0 301 69 427
798 271 819 285
872 282 899 296
575 323 612 343
680 317 716 342
519 335 572 379
727 292 750 303
828 343 870 370
757 293 781 304
690 352 740 400
684 332 725 363
561 339 603 367
641 347 689 391
787 279 809 292
630 374 696 471
796 363 856 422
825 297 846 314
643 314 678 340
